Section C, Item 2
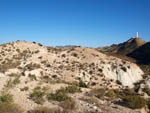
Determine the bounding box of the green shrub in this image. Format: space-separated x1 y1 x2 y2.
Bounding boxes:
105 90 116 99
4 79 13 89
56 85 81 94
0 93 13 103
65 85 81 93
123 88 136 97
123 96 146 109
4 77 20 90
79 80 88 88
12 76 20 85
47 92 70 102
0 103 23 113
30 88 46 104
28 107 53 113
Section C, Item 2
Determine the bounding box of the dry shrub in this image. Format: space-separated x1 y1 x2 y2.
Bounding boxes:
0 103 23 113
123 95 146 109
60 98 76 110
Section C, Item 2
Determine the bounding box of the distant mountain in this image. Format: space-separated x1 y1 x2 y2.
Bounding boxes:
127 42 150 64
98 38 146 55
55 45 81 48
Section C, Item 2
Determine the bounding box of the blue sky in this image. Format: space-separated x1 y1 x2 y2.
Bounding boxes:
0 0 149 47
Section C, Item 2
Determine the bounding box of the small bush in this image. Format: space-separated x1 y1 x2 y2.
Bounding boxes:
105 90 116 99
79 80 88 88
4 79 13 89
4 77 20 90
123 96 146 109
123 88 136 97
47 92 70 102
65 85 81 93
89 88 106 99
28 74 37 81
0 103 23 113
25 63 40 71
28 107 53 113
56 85 81 94
20 87 29 91
12 76 20 85
60 98 76 110
0 93 13 103
30 88 46 104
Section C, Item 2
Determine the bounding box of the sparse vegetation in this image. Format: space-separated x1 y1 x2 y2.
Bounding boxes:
0 39 149 113
0 93 13 103
60 98 76 110
64 85 81 93
79 80 88 88
0 92 23 113
12 76 20 85
89 88 106 99
123 95 146 109
47 91 70 102
30 87 46 104
0 60 20 73
105 90 116 99
25 63 41 71
0 103 23 113
28 74 37 81
20 86 29 91
4 76 20 90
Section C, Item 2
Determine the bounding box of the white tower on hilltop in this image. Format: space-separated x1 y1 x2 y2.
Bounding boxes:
136 32 139 38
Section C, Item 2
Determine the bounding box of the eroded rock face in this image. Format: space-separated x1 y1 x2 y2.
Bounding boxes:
101 63 143 87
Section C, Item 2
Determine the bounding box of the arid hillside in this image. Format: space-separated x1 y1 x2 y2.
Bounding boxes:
127 42 150 64
0 41 149 113
98 38 146 55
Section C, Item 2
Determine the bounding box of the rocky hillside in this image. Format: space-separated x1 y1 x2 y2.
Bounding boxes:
0 41 149 113
127 42 150 64
98 38 146 55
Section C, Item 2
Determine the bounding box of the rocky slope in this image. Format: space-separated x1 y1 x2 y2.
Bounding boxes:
0 41 147 113
98 38 146 55
0 41 143 87
127 42 150 64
